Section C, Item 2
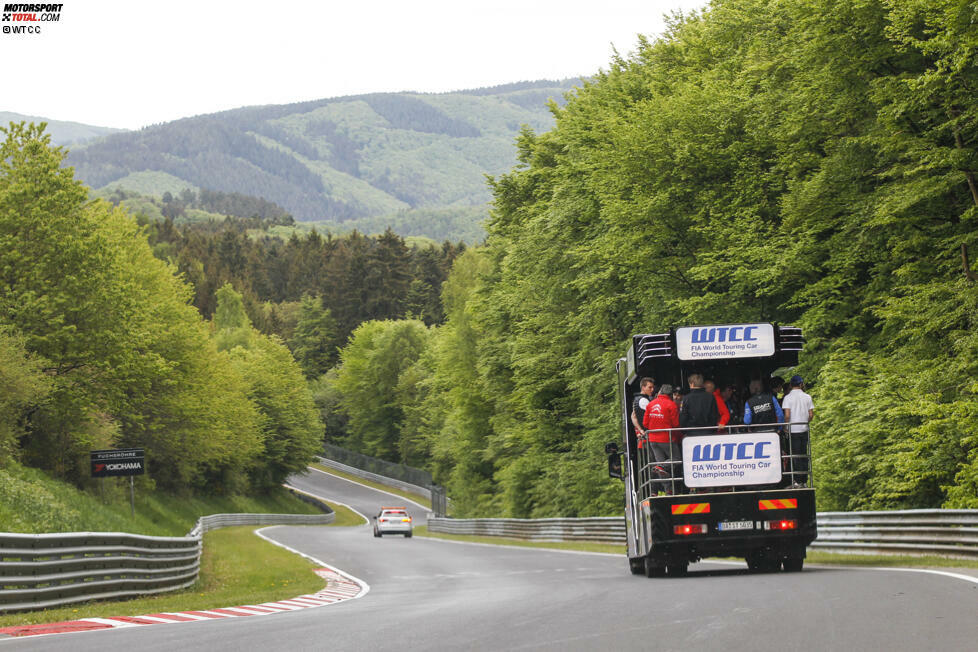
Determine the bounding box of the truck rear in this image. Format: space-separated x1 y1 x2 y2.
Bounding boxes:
608 323 817 576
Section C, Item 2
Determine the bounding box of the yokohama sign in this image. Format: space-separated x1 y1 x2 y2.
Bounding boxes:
91 448 145 477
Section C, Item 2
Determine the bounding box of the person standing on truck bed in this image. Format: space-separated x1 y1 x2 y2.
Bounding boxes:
631 377 656 447
642 384 681 493
781 375 814 487
743 379 784 430
703 379 731 429
679 373 719 433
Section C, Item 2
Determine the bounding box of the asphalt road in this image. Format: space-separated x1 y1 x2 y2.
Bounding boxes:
5 469 976 651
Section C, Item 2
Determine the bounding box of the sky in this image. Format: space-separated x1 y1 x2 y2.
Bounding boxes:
1 0 707 130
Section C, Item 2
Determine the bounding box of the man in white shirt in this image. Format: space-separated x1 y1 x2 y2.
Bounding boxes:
781 375 814 487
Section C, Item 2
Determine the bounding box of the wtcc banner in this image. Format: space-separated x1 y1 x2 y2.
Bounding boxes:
675 323 776 360
682 432 781 487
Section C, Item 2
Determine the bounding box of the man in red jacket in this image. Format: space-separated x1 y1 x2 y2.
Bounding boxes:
643 384 680 494
704 379 730 430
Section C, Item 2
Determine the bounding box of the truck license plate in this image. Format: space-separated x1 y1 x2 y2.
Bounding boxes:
718 520 754 531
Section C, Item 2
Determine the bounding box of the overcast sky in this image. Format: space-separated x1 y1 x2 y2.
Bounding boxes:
2 0 707 130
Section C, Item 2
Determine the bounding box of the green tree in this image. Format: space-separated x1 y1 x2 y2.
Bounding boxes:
288 294 338 379
331 319 429 461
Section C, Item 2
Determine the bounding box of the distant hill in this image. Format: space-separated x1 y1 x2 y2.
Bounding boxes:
0 112 124 146
63 80 581 241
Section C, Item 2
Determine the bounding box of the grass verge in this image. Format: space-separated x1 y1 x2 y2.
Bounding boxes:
414 527 977 570
323 499 366 526
0 461 321 535
309 462 432 510
0 526 327 627
414 525 623 554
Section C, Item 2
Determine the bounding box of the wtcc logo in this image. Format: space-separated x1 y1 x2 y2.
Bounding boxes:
2 3 61 34
691 440 773 462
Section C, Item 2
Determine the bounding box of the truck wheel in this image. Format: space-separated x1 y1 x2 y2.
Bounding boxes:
645 557 666 578
629 558 645 575
667 563 688 577
783 558 804 572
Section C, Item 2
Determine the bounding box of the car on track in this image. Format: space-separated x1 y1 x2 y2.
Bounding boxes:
373 507 413 537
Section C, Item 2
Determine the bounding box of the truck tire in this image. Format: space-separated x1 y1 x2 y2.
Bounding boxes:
645 556 666 578
667 563 688 577
629 558 645 575
783 557 804 572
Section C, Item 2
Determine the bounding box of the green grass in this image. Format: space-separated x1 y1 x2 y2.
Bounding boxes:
309 463 432 510
322 499 366 526
804 550 978 569
0 526 328 627
0 461 321 536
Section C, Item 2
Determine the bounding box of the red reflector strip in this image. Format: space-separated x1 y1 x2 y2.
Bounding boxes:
671 503 711 515
759 499 798 510
673 523 708 535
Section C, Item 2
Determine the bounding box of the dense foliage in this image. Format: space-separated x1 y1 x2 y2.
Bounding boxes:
325 0 978 515
0 124 322 494
143 218 464 344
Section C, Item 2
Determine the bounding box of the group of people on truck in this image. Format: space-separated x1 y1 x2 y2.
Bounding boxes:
633 373 814 493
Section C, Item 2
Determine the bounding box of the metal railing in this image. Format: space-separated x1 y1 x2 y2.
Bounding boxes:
428 517 625 544
811 509 978 558
429 509 978 559
322 443 433 488
0 509 334 614
636 422 812 498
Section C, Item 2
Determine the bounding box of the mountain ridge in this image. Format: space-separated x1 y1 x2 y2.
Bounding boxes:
59 79 582 241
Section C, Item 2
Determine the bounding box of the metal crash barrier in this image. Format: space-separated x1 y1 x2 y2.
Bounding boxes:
428 509 978 559
0 508 333 614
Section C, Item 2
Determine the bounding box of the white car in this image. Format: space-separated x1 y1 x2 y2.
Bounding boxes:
373 507 413 537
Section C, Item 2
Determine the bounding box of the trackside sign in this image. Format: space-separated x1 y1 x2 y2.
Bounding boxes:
91 448 145 478
682 433 781 487
675 323 775 360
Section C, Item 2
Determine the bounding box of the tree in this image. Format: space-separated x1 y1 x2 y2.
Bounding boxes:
331 320 429 461
288 294 338 379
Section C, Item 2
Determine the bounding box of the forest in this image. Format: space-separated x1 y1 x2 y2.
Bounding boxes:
321 0 978 515
4 0 977 518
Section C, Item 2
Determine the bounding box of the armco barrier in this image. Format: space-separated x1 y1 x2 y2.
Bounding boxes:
0 511 333 614
428 509 978 559
317 456 432 503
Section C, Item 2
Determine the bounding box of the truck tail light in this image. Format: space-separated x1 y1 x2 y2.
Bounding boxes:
763 519 797 530
673 523 708 535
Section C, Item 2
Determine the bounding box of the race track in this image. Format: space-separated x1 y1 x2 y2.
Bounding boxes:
5 468 976 651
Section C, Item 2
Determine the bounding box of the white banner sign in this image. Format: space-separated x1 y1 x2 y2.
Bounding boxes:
675 323 776 360
682 432 781 487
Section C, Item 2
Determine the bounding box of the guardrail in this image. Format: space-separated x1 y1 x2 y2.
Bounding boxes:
428 509 978 559
811 509 978 558
317 456 433 503
0 511 334 614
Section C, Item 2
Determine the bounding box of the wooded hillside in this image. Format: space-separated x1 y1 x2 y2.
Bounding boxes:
64 81 579 241
322 0 978 516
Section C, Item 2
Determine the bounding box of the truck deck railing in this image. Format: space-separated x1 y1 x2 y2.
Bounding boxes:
636 422 812 500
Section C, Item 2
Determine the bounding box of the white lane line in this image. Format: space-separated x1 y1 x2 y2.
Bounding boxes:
303 466 432 513
841 566 978 585
254 524 371 601
417 534 978 587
